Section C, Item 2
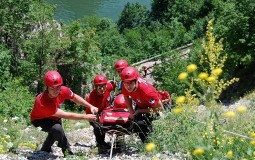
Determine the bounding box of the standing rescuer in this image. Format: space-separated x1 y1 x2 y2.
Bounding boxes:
114 59 129 76
85 75 114 153
114 59 143 92
120 67 164 143
30 70 98 156
114 59 129 92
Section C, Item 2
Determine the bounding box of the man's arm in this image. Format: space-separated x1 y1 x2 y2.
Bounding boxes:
123 95 134 113
152 100 164 112
53 109 96 121
135 100 164 115
71 93 98 114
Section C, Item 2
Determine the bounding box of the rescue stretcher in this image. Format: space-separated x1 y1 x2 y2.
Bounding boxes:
97 94 133 159
97 92 171 159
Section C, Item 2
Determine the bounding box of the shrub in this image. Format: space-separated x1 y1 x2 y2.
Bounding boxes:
148 20 255 159
0 78 35 122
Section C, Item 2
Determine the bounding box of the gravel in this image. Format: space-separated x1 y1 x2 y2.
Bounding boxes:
0 98 250 160
0 126 182 160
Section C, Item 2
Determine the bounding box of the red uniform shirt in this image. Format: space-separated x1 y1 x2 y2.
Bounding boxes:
85 89 111 114
30 86 74 121
122 78 160 109
158 91 171 103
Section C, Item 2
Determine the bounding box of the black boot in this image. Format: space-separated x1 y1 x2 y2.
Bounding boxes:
40 146 52 153
40 136 54 153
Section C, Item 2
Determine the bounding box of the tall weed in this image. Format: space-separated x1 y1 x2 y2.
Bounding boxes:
148 20 255 159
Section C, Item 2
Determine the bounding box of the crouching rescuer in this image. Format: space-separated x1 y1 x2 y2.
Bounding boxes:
85 75 114 153
120 67 164 143
30 70 98 156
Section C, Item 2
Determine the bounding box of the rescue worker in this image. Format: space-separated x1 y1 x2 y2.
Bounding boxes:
114 59 143 92
85 75 113 153
30 70 98 156
120 67 164 143
142 66 148 77
114 59 129 76
158 90 171 110
114 59 129 92
158 90 171 103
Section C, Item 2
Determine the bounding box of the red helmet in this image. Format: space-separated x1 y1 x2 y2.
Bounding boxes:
94 75 107 85
106 80 116 91
44 70 63 87
120 66 138 81
114 60 128 71
113 94 128 110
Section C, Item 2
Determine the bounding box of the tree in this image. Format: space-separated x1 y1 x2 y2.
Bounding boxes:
151 0 213 29
0 45 11 89
97 28 126 57
151 0 174 22
117 2 149 32
0 0 33 76
60 20 101 98
20 0 57 93
214 0 255 67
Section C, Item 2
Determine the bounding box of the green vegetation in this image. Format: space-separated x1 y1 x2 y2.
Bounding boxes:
0 0 255 158
149 20 255 159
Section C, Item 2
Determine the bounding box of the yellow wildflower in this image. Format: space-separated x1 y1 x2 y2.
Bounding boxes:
223 111 236 118
211 68 223 76
176 96 185 104
18 142 37 150
198 72 208 80
192 148 204 156
236 105 247 113
173 108 183 114
187 64 197 72
250 140 255 146
250 132 255 138
206 76 216 83
145 142 156 152
178 72 188 80
226 150 233 158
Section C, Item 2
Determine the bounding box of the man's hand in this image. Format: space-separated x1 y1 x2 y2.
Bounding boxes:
108 80 116 86
85 114 97 122
90 106 98 114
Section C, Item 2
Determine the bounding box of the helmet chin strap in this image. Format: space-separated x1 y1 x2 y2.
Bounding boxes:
131 80 138 92
131 87 136 92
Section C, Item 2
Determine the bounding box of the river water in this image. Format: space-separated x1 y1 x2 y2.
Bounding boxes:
44 0 151 23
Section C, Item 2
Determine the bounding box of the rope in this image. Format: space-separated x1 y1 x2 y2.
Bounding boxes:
187 116 255 141
131 43 192 66
222 130 254 140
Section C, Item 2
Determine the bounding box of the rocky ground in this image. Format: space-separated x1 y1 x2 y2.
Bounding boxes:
0 126 182 160
0 124 183 160
0 97 251 160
